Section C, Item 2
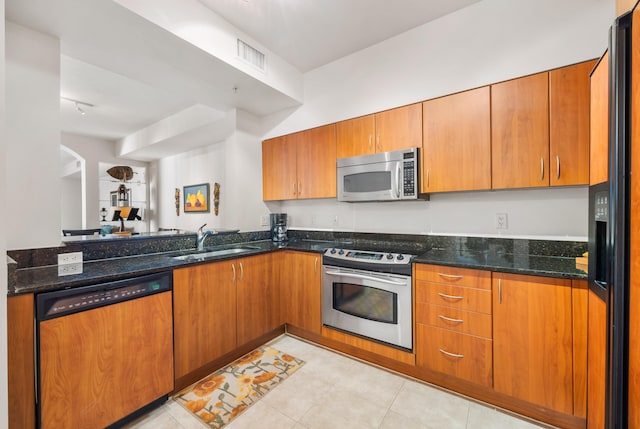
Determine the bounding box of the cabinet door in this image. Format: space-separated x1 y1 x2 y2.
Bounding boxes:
493 273 573 414
587 289 606 429
262 134 298 200
491 72 550 189
374 103 422 153
549 60 595 186
590 52 609 185
297 124 337 199
236 253 280 345
422 87 491 193
281 251 322 334
173 261 237 379
8 294 36 429
336 114 375 158
39 292 173 429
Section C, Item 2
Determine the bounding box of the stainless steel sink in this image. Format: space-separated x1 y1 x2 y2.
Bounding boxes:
172 247 258 261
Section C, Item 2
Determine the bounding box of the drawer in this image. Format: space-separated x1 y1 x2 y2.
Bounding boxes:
416 281 492 314
416 324 493 388
414 264 491 290
415 303 492 338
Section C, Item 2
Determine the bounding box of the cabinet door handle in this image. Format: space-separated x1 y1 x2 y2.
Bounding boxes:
438 292 464 301
438 273 464 280
438 315 464 324
298 182 301 196
376 133 381 151
439 348 464 359
368 135 373 152
292 182 297 196
232 263 236 282
314 257 318 274
426 169 430 188
498 279 502 304
239 262 244 281
556 155 560 180
540 157 545 181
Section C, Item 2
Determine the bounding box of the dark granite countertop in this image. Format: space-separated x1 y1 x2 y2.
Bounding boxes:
7 230 588 296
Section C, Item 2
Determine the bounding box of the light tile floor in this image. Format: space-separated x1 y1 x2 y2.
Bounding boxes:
124 335 555 429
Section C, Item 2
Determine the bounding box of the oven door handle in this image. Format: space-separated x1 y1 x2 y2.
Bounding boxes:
324 270 407 286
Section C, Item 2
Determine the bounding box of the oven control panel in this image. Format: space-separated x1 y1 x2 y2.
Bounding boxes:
323 248 413 265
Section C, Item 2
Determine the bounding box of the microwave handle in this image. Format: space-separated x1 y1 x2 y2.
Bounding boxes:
324 269 407 286
396 162 401 199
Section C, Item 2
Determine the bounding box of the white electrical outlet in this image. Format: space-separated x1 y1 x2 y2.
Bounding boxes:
58 251 83 265
58 262 83 276
260 215 269 226
495 213 508 229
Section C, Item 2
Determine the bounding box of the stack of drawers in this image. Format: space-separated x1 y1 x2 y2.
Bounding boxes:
414 264 493 387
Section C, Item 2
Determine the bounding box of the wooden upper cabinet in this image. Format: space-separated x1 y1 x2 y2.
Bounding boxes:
336 114 375 158
493 273 574 415
375 103 422 153
336 104 422 158
422 87 491 193
590 52 609 185
262 124 336 200
550 60 596 186
491 72 550 189
297 124 337 199
262 134 298 200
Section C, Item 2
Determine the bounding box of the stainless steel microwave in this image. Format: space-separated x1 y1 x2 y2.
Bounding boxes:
337 148 425 202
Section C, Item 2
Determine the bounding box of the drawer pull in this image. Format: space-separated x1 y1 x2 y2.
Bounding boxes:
438 315 464 324
438 292 464 300
438 273 464 280
439 348 464 359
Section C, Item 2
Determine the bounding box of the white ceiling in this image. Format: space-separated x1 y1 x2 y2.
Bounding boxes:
197 0 482 73
6 0 482 151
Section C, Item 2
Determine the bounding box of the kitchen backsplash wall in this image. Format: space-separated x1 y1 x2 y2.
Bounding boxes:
280 186 588 240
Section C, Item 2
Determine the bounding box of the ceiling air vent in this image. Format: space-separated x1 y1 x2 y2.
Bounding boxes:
237 38 266 72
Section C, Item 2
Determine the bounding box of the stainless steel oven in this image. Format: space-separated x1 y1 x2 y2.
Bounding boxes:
322 248 413 350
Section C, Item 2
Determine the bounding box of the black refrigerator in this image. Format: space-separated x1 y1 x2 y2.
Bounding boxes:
588 9 632 429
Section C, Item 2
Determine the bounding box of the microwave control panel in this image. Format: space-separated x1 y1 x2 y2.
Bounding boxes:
402 151 416 196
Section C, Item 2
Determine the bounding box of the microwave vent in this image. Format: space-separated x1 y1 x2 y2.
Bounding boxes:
237 39 266 71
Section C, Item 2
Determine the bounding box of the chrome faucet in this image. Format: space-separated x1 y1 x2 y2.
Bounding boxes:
196 223 214 251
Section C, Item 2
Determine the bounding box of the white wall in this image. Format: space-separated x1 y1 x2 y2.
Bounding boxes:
61 132 149 230
1 0 9 425
60 177 82 229
5 22 61 249
155 111 271 232
261 0 614 240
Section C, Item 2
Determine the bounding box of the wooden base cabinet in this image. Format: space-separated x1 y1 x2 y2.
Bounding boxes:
492 273 574 415
587 289 607 429
281 251 322 335
236 253 280 345
173 260 238 381
415 264 493 388
8 294 35 429
174 254 275 382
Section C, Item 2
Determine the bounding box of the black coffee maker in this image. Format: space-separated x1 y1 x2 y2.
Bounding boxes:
270 213 288 242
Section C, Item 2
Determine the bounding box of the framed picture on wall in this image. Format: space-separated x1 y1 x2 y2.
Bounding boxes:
183 183 210 213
